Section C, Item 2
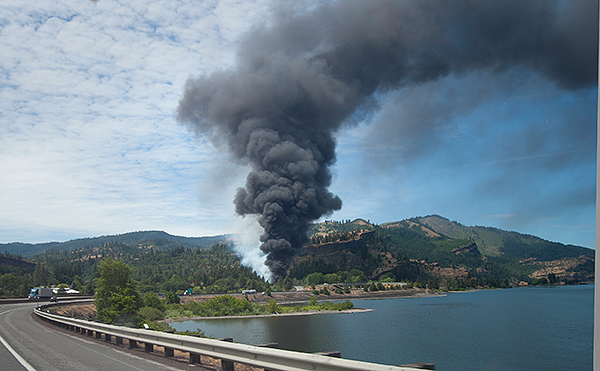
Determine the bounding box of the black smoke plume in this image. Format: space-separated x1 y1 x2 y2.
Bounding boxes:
177 0 597 279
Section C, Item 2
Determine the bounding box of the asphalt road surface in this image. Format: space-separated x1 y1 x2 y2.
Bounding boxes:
0 302 188 371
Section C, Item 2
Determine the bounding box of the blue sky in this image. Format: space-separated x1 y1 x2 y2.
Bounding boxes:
0 0 596 256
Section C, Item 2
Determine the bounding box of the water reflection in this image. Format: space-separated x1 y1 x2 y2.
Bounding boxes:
178 312 361 353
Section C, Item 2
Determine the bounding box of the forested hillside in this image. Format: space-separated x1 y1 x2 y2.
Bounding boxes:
0 231 228 257
293 216 594 289
410 215 595 260
0 215 593 297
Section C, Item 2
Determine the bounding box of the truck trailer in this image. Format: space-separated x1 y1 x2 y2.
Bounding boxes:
28 287 54 300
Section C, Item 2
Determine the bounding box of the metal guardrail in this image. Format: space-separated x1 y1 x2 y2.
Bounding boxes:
34 306 430 371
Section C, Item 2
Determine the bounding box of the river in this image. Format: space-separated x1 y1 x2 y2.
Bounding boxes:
170 284 594 370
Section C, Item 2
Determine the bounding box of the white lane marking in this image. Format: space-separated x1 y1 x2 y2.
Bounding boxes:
0 307 37 371
52 333 160 371
3 305 179 371
0 334 37 371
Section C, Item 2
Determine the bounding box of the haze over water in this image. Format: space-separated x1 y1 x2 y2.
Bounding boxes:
171 284 593 370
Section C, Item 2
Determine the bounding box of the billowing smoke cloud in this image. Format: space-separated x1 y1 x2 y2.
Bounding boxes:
177 0 597 279
229 216 273 282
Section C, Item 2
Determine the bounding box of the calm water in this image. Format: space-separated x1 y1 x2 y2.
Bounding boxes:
170 284 594 370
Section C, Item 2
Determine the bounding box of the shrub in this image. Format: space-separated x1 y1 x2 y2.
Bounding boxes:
165 307 194 319
138 306 165 322
264 299 279 314
143 292 165 311
164 291 180 304
145 321 172 332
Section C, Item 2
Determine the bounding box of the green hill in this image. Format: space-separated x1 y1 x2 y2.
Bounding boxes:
409 215 594 260
0 231 229 257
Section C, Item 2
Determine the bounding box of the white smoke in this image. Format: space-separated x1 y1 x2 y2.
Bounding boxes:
229 215 273 282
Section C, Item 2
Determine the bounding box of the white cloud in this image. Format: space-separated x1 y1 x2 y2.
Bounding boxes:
0 0 274 242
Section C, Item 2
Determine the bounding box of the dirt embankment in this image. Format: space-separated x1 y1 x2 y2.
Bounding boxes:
50 303 97 320
225 287 434 305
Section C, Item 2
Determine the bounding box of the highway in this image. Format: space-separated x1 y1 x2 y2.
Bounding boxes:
0 302 187 371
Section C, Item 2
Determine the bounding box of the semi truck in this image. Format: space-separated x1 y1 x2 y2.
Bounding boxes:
28 287 54 300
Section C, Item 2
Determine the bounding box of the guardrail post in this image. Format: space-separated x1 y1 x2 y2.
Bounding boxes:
219 338 234 371
129 339 138 348
115 336 123 345
105 334 112 342
96 331 102 339
163 330 174 357
144 342 153 352
189 335 203 364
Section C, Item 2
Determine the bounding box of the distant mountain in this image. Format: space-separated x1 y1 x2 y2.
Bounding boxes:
296 215 594 284
0 231 230 257
406 214 594 260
